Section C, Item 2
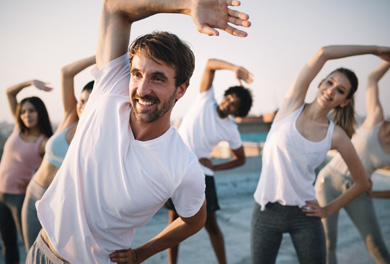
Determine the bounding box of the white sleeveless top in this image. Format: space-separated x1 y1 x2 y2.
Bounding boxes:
254 104 335 210
326 121 390 178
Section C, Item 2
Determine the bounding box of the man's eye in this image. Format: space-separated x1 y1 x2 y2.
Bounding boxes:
153 76 163 82
132 72 141 78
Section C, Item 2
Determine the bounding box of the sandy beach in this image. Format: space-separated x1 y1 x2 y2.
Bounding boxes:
1 156 389 264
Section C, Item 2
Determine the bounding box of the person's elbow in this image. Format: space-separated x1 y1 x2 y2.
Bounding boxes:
362 178 371 192
61 66 73 79
233 154 246 168
316 46 329 60
238 155 246 167
103 0 121 14
357 176 370 193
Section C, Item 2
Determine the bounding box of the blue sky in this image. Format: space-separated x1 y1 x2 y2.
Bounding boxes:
1 0 389 125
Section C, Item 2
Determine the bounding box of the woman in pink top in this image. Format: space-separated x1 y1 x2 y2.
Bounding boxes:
0 81 53 264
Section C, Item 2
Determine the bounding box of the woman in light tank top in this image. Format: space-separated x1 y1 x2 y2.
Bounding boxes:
21 56 95 252
0 81 53 264
315 61 390 264
251 45 390 264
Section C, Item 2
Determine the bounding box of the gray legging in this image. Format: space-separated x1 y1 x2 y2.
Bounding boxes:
251 202 326 264
22 180 47 251
315 167 390 264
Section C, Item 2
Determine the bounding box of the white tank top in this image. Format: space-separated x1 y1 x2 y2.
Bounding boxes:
254 104 335 210
326 121 390 178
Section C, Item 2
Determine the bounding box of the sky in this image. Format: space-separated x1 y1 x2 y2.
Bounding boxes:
1 0 389 125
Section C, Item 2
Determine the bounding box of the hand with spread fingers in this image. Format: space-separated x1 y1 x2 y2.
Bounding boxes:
31 79 53 92
189 0 251 37
235 65 253 85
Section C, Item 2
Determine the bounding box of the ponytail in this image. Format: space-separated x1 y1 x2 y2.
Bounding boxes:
329 96 357 138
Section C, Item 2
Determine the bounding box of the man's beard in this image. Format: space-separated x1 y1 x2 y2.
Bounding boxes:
131 91 176 123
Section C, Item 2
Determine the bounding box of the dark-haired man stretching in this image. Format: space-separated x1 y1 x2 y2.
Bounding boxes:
26 0 251 263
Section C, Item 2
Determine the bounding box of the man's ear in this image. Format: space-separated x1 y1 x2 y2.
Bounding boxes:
339 99 350 108
175 82 189 100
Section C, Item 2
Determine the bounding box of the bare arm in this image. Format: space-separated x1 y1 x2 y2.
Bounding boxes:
38 137 49 157
369 190 390 199
303 126 370 218
362 62 390 128
109 201 206 263
60 56 96 127
275 45 390 123
200 58 253 92
6 80 52 120
98 0 251 69
199 145 246 171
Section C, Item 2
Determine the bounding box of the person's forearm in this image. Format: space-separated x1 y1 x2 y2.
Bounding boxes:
98 0 251 68
134 202 206 262
206 58 238 72
213 157 246 171
370 190 390 199
7 80 33 117
97 0 191 69
7 80 33 97
105 0 191 22
365 63 389 119
62 56 96 78
200 59 238 92
320 45 379 61
368 62 390 83
324 180 369 216
305 45 379 75
134 219 197 262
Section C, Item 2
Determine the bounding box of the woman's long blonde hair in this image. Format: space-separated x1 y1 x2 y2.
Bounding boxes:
327 68 358 138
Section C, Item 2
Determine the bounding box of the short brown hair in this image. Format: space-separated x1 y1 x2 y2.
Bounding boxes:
129 31 195 88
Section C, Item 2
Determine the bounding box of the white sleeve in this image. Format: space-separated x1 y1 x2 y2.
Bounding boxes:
227 126 243 150
90 53 130 97
171 160 205 218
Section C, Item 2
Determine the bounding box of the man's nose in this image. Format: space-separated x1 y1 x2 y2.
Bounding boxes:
137 80 151 97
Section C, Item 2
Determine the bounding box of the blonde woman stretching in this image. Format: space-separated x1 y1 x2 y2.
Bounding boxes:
315 61 390 264
251 45 390 264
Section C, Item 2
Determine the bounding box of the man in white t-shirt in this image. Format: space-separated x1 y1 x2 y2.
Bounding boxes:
25 1 251 263
166 59 253 264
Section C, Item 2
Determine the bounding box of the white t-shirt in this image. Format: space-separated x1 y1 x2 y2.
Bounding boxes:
178 87 242 175
36 54 205 264
254 104 334 210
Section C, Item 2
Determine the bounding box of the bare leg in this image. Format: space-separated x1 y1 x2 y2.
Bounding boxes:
167 210 179 264
204 212 226 264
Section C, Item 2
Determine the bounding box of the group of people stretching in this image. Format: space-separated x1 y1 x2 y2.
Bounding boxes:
0 0 389 263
